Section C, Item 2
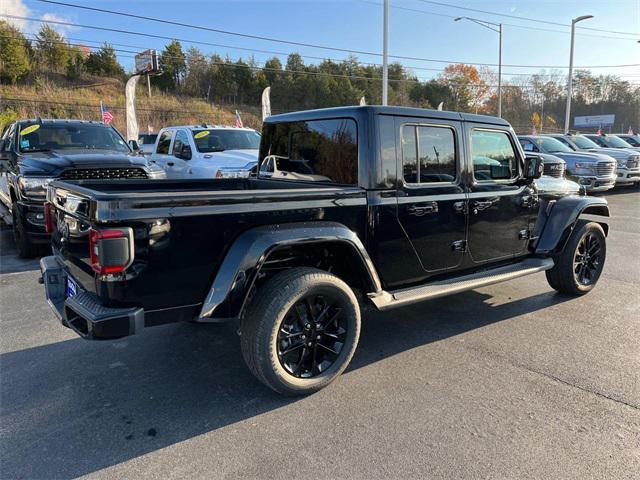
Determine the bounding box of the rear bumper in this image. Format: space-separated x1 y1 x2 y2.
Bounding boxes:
40 256 144 340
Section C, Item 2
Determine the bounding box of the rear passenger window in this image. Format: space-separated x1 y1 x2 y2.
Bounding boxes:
401 125 456 184
156 131 173 154
471 130 518 181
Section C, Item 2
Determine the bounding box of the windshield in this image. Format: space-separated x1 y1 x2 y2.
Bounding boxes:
536 137 573 153
602 135 633 148
192 129 260 153
17 123 130 153
621 135 640 147
571 136 600 149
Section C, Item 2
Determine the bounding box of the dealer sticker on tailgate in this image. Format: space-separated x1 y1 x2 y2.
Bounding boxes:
66 277 78 298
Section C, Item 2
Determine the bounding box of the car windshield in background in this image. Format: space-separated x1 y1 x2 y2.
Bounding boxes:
259 118 358 185
17 123 130 154
602 135 633 148
192 129 261 153
571 136 600 149
138 134 158 145
536 137 573 153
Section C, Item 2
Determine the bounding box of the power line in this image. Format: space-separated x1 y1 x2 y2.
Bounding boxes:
11 8 639 69
413 0 640 36
360 1 640 42
16 31 640 80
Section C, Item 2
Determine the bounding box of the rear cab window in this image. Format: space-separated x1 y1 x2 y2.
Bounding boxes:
471 129 519 181
259 118 358 185
401 124 457 184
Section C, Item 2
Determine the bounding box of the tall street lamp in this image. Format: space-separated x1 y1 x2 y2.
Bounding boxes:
454 16 503 117
564 15 594 134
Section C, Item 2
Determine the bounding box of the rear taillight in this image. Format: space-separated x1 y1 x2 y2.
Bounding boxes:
89 227 134 275
44 202 55 233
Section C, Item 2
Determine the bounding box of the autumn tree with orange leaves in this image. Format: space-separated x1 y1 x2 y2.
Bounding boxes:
437 64 492 114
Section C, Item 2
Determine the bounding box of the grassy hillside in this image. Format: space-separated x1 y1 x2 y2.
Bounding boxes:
0 75 262 135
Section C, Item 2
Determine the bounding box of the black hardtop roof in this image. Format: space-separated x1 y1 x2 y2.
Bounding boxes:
265 105 510 127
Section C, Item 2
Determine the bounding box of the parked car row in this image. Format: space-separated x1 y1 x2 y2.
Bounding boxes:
517 133 640 192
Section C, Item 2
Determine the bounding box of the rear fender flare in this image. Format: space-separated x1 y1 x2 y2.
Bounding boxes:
198 222 382 319
535 196 609 255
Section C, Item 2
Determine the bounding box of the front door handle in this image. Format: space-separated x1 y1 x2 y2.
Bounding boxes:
472 198 498 214
167 162 175 167
407 202 438 216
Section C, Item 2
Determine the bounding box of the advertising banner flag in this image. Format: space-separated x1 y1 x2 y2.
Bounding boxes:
261 87 271 121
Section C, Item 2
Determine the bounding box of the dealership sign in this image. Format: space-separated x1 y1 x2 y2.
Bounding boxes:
574 114 615 128
135 49 159 75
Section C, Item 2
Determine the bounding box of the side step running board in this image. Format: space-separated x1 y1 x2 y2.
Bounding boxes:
369 258 554 311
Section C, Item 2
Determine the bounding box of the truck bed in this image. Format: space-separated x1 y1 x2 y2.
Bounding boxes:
49 177 366 222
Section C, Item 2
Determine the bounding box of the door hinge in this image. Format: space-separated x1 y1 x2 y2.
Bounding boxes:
451 240 467 252
519 229 531 240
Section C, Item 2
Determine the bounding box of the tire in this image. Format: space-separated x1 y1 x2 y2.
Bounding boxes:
545 220 606 295
240 267 361 396
12 202 38 258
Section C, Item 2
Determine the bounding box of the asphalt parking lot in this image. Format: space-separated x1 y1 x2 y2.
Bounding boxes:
1 189 638 480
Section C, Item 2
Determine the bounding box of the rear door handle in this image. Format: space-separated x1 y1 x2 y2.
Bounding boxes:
167 162 174 167
472 198 498 214
407 202 438 216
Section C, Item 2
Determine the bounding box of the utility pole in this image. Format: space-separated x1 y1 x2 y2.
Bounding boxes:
382 0 389 106
564 15 594 134
454 17 502 117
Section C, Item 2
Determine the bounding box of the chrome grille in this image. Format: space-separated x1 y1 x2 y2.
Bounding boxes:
595 162 615 177
59 168 148 180
627 157 640 169
543 162 566 178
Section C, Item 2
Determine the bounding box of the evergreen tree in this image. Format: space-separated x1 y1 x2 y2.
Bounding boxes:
0 21 31 84
35 24 69 73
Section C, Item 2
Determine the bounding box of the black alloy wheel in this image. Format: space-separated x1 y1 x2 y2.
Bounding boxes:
573 232 603 286
277 294 347 379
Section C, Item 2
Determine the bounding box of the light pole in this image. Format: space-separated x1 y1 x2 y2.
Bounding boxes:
564 15 594 134
454 16 502 117
382 0 389 106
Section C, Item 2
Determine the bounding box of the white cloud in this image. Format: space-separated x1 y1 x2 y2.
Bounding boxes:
0 0 31 30
1 0 76 35
40 12 77 35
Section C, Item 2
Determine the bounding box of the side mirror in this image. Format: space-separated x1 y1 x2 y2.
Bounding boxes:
128 140 140 151
180 144 192 160
524 155 544 180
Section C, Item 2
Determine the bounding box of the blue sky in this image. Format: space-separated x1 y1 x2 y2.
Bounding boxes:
4 0 640 83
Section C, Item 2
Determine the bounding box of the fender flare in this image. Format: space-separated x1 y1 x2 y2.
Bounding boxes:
198 221 382 319
535 195 609 255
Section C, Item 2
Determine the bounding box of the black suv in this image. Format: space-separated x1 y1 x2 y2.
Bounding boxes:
0 119 165 257
40 106 609 395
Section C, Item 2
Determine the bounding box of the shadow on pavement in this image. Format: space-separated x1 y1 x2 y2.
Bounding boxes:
0 287 574 479
0 227 43 274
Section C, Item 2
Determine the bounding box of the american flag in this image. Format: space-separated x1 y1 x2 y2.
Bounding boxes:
235 110 243 128
100 102 114 125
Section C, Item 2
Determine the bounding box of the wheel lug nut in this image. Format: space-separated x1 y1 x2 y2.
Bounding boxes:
301 335 306 339
307 342 312 346
316 335 321 340
305 323 311 329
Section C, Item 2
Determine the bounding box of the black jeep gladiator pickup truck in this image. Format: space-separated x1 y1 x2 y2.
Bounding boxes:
40 106 609 395
0 119 165 257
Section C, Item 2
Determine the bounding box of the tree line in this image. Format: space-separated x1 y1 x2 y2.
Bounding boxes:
1 20 638 132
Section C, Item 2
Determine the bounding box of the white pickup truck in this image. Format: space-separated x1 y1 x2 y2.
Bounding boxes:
149 124 260 179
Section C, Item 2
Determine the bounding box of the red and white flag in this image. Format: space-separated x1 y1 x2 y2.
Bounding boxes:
532 127 538 136
629 127 634 135
235 110 243 128
100 102 113 125
596 128 603 135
